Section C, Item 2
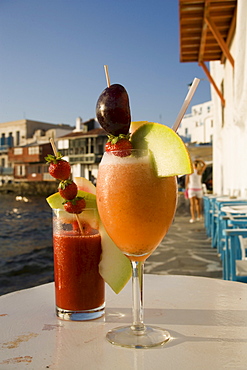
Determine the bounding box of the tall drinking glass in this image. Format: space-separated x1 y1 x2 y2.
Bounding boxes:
53 208 105 321
96 149 177 347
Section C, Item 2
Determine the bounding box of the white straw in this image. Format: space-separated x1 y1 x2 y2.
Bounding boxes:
172 78 200 132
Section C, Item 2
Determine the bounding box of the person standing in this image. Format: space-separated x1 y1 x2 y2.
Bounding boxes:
185 159 207 223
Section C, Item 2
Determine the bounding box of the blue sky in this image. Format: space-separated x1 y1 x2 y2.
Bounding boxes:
0 0 211 128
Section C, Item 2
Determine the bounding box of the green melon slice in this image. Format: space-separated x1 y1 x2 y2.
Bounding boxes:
47 190 99 228
99 223 131 294
47 190 96 209
46 185 131 294
131 121 193 177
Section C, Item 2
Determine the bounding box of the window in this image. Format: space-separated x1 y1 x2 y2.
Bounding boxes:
14 148 23 155
28 146 39 155
7 133 13 147
16 131 20 145
221 80 225 127
16 165 25 176
1 133 5 146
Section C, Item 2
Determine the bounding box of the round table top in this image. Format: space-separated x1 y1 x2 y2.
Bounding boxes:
1 274 247 369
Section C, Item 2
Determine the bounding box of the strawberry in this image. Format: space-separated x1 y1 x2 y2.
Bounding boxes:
58 180 78 200
63 197 86 214
105 134 133 157
45 153 71 180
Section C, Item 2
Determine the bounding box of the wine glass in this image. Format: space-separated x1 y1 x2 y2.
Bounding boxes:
96 149 177 348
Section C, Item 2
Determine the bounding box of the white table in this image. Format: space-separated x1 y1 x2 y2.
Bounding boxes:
1 275 247 369
221 205 247 214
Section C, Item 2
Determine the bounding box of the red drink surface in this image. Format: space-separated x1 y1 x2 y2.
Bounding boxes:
53 232 105 311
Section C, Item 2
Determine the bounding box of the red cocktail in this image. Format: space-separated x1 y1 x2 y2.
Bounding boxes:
53 209 105 321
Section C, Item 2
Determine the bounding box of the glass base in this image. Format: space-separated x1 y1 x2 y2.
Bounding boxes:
106 325 170 348
56 303 105 321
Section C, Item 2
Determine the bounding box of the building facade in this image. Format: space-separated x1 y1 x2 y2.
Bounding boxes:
0 119 73 184
210 0 247 196
179 0 244 196
56 118 107 183
178 101 214 144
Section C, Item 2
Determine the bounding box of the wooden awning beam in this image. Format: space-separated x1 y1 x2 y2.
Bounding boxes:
221 5 237 64
199 1 209 63
205 8 234 67
199 61 225 106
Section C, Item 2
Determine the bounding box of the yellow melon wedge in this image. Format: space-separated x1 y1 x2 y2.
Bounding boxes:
99 223 131 294
131 121 193 177
47 190 96 209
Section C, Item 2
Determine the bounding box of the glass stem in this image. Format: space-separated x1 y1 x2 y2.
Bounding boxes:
131 260 145 334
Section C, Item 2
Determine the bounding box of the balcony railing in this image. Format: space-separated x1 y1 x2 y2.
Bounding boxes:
0 145 10 153
69 153 96 164
0 167 14 175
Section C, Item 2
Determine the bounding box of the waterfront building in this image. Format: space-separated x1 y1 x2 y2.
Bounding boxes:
0 119 73 184
56 117 107 183
179 0 247 197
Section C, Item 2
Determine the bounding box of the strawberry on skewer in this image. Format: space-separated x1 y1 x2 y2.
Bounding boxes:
45 153 71 180
58 180 78 200
105 134 133 157
63 197 86 214
46 139 85 234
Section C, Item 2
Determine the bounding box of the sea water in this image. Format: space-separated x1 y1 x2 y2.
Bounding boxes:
0 194 54 296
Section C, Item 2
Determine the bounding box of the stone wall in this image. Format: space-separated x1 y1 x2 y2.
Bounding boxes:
0 182 59 196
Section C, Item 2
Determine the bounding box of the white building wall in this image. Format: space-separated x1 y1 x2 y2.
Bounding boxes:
178 101 214 143
210 0 247 197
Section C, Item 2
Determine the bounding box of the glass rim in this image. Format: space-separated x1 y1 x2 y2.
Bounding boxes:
103 148 149 155
52 207 97 213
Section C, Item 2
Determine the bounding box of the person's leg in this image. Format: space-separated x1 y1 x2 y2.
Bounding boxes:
189 197 196 222
195 197 202 219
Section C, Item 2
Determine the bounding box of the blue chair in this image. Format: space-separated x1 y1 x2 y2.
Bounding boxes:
216 207 247 257
221 218 247 279
203 195 217 237
223 228 247 282
211 199 247 250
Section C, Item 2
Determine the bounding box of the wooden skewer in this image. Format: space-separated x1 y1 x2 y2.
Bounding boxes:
49 138 84 235
50 138 58 157
104 65 111 87
76 214 84 235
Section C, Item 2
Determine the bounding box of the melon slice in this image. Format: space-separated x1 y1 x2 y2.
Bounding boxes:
47 190 97 209
131 121 193 177
99 223 131 294
74 177 96 195
46 184 131 293
130 121 148 134
47 190 99 228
